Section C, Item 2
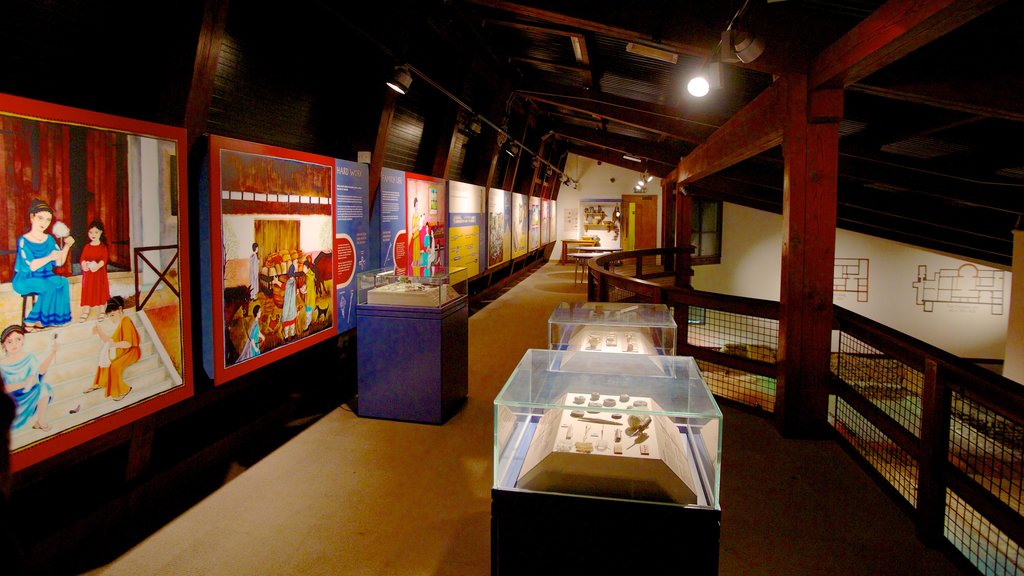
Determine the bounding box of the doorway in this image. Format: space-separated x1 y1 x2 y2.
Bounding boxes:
620 194 657 250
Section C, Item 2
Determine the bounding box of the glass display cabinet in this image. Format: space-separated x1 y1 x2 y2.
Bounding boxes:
357 267 461 307
491 349 722 575
355 268 468 424
547 302 677 373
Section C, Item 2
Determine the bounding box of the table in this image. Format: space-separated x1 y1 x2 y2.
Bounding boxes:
572 245 621 254
567 251 611 284
558 238 598 264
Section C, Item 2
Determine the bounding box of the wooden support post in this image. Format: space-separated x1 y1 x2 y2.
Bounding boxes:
917 358 950 545
775 75 839 437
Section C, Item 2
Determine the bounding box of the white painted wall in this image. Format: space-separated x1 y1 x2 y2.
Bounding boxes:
553 154 662 259
691 203 1013 360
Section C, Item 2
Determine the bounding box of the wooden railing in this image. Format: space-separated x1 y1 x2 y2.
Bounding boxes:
588 246 1023 575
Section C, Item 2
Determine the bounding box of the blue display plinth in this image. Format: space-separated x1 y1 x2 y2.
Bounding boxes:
355 295 468 423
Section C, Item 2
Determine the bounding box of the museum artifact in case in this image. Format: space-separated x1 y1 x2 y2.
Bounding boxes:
547 302 677 374
492 348 722 575
358 267 461 308
355 268 468 424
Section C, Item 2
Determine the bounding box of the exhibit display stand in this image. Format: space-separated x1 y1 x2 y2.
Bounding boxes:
492 349 722 575
548 301 677 356
356 269 468 424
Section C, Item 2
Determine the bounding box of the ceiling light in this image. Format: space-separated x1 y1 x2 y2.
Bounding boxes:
687 76 710 98
622 154 642 163
386 65 412 94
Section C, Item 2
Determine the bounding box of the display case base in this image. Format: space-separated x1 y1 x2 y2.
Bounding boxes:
355 296 468 424
491 488 720 576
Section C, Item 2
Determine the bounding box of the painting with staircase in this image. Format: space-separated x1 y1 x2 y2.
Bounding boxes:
8 308 183 451
0 94 193 472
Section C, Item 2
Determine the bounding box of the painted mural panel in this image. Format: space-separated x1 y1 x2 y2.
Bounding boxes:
511 192 527 259
0 93 193 471
541 198 550 246
448 180 484 278
405 173 446 277
202 135 336 385
528 196 541 252
487 188 511 268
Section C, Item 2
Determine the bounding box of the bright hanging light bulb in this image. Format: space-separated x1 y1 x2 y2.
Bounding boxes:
687 75 710 97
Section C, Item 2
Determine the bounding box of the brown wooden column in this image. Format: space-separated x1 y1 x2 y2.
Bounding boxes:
185 0 230 152
368 89 398 218
775 74 841 437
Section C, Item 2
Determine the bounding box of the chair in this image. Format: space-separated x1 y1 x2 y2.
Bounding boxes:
21 292 39 327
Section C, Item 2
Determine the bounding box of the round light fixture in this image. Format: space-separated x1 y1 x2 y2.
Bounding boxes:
687 76 710 97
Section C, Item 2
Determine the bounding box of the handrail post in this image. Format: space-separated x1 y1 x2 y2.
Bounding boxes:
917 358 950 545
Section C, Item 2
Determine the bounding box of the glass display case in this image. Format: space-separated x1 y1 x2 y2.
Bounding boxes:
355 267 469 424
491 348 722 575
494 349 720 507
548 301 677 360
357 267 461 307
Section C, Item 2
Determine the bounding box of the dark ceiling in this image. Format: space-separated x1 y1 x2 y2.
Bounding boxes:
449 0 1024 267
3 0 1018 267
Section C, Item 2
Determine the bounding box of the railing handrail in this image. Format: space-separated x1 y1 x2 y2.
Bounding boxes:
590 245 1024 574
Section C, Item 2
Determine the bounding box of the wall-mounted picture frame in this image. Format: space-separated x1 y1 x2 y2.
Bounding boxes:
511 192 527 259
201 135 336 385
487 188 511 268
405 173 446 277
447 180 485 278
0 93 193 472
528 196 541 252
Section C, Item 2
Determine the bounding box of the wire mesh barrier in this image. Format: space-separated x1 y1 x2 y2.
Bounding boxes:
949 391 1024 516
835 333 924 437
833 308 1024 576
832 395 920 506
696 358 776 412
588 246 1024 575
946 490 1024 575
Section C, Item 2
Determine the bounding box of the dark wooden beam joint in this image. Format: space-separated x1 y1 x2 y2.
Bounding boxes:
809 89 843 124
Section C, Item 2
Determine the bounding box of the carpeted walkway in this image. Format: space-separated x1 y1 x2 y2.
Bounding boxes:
82 261 966 575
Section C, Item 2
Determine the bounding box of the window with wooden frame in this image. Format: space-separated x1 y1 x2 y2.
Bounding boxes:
691 198 722 265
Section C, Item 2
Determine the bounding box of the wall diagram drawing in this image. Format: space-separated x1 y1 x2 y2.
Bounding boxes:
912 264 1005 314
834 258 869 302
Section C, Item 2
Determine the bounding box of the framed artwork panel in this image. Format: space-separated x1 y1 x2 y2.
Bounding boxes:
0 93 193 472
202 135 336 385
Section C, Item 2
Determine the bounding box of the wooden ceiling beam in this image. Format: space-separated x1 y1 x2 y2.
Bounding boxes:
467 0 708 57
811 0 1006 90
521 92 716 145
677 77 785 184
553 124 683 171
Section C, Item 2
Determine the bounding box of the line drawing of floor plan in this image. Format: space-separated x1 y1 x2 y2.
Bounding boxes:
834 258 869 302
912 264 1005 314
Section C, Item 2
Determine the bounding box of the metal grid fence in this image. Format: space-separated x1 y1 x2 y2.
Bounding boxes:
696 359 776 413
835 333 924 436
949 391 1024 516
946 489 1024 576
832 396 919 507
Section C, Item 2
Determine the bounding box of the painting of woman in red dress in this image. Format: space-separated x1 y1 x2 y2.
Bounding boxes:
78 220 111 322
